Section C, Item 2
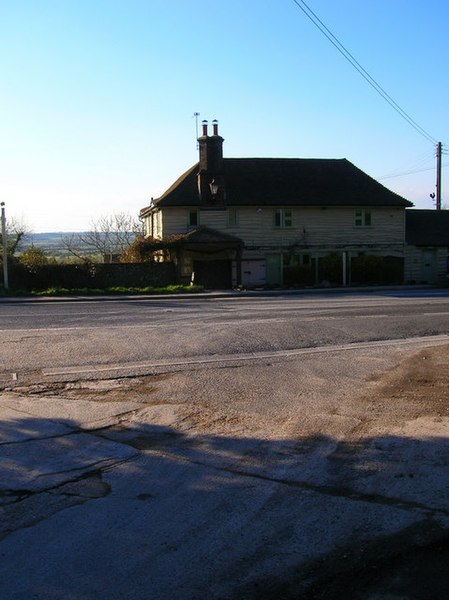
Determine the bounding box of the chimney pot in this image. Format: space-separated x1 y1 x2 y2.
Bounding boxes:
201 120 208 136
212 119 218 136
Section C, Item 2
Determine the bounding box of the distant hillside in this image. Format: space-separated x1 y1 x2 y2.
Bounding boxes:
22 232 77 255
20 232 137 260
22 232 65 246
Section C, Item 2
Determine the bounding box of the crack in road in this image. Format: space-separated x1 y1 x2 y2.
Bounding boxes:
89 417 449 548
0 470 112 541
0 428 80 446
132 443 449 520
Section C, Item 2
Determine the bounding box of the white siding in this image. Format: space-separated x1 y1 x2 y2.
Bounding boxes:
148 205 406 250
227 206 405 249
161 208 188 236
158 207 228 236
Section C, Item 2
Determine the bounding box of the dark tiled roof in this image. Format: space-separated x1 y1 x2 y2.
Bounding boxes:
141 158 412 212
406 209 449 246
174 226 243 245
142 227 243 247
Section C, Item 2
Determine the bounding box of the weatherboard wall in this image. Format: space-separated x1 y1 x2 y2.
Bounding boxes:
404 246 448 284
154 206 406 249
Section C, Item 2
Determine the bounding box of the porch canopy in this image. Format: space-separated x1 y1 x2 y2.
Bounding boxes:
142 226 244 286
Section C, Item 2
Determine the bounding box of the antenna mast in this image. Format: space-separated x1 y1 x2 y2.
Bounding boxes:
193 112 200 149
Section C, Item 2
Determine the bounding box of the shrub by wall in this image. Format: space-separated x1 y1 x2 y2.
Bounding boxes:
351 255 403 285
9 262 177 291
282 253 404 287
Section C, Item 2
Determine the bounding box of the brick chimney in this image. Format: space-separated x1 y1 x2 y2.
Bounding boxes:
197 119 225 206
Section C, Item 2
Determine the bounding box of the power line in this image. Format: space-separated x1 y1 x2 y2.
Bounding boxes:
378 149 434 179
291 0 438 145
378 163 449 181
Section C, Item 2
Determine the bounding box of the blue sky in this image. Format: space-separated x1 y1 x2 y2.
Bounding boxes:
1 0 448 232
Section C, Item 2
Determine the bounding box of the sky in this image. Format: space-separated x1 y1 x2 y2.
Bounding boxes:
0 0 448 232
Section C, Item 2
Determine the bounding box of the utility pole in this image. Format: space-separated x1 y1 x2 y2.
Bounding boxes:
1 202 9 291
436 141 442 210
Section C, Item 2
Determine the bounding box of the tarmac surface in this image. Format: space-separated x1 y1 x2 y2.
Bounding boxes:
1 332 449 598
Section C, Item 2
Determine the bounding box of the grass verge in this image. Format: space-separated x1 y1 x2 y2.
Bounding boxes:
1 285 205 297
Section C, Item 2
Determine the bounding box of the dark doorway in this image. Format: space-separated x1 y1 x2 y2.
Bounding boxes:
193 260 232 288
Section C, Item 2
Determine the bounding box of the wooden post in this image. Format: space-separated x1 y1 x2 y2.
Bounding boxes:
436 142 442 210
235 247 243 287
1 202 8 291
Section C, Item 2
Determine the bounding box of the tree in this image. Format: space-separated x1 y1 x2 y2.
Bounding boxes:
120 235 156 263
62 212 143 263
0 216 29 260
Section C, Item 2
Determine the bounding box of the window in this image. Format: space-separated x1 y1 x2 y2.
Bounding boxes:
354 209 371 227
274 208 293 228
227 207 239 227
151 210 162 237
188 209 199 227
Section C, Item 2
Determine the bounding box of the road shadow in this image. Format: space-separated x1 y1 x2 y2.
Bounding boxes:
1 415 449 599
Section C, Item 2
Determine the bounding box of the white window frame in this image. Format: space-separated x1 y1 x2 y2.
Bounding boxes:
354 209 372 227
274 208 293 228
152 210 162 238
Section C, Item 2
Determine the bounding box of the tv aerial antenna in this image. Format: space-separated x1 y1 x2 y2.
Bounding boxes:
193 112 200 149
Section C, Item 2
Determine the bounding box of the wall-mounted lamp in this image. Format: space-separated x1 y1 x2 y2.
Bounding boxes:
209 179 219 197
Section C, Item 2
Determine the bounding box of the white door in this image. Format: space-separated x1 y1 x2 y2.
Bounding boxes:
241 260 266 286
232 260 267 287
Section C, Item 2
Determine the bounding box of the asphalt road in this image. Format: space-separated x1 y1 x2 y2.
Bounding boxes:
1 290 449 599
1 289 449 382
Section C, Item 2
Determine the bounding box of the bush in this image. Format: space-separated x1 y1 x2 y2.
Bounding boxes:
351 255 403 285
9 262 177 291
18 246 49 273
318 253 342 285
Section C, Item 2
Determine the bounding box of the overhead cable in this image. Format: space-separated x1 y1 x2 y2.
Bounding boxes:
378 163 449 181
291 0 437 145
378 149 434 179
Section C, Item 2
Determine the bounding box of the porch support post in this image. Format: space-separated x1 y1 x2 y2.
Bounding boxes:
348 252 352 286
342 251 347 286
174 246 183 285
235 246 243 287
